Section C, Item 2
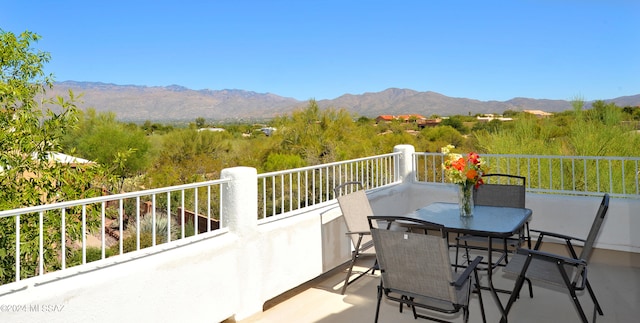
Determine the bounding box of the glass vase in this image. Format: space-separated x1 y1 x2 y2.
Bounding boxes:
458 184 474 217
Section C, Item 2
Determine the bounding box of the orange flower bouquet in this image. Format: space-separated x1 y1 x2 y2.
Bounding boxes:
441 145 487 216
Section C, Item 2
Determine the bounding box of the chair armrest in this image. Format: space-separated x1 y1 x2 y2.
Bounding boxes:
346 231 370 236
515 248 589 287
515 248 586 267
452 256 483 288
531 229 585 243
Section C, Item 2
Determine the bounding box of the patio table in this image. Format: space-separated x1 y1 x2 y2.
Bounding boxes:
403 202 533 322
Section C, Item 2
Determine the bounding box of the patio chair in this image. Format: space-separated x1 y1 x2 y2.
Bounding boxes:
334 181 378 295
368 215 486 323
454 174 529 271
502 193 609 323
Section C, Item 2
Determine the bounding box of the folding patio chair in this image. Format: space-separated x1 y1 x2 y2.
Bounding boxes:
455 174 529 271
334 181 377 295
368 215 486 323
502 193 610 323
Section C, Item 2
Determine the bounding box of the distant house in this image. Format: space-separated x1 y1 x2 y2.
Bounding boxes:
375 115 395 123
0 152 95 179
524 110 553 118
197 127 226 132
375 114 426 123
260 127 277 136
45 152 94 167
417 118 442 128
476 114 513 122
397 114 426 122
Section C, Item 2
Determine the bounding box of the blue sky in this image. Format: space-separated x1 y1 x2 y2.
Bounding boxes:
3 0 639 102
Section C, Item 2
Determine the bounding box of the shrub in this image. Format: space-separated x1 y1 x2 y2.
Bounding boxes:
66 247 116 267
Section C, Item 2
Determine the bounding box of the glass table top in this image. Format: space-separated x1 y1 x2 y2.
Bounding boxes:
405 202 533 237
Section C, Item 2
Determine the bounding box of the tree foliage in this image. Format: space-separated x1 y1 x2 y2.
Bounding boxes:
144 128 232 187
63 108 151 188
440 116 469 134
271 100 361 164
195 117 206 128
475 100 640 157
3 29 640 285
0 30 114 283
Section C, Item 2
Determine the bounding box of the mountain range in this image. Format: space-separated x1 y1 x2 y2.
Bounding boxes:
49 81 640 122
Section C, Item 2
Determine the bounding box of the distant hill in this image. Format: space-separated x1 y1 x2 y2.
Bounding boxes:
49 81 640 122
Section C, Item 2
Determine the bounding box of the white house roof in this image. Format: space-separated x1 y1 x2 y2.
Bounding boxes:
45 152 93 164
1 152 93 172
197 128 226 132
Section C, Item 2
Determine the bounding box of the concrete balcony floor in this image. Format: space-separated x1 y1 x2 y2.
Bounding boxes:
239 247 640 323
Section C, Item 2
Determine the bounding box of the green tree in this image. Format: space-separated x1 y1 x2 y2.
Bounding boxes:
271 100 377 164
440 116 469 134
571 96 585 120
621 106 640 121
568 101 637 156
63 108 151 190
471 119 503 133
587 100 621 126
195 117 206 128
141 120 173 135
145 129 231 187
356 116 372 125
502 110 520 117
417 126 465 152
263 153 307 172
1 30 114 283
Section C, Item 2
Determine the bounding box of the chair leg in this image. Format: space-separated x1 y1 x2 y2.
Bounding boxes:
526 278 533 298
454 234 462 272
341 236 363 295
464 241 471 268
375 283 383 323
514 278 533 299
503 256 532 322
586 279 604 316
341 252 358 294
556 261 590 323
474 269 487 323
503 238 509 264
503 273 527 322
568 288 590 323
410 297 418 319
399 295 408 313
397 295 414 316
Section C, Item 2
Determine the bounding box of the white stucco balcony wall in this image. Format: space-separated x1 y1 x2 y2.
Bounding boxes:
0 146 637 322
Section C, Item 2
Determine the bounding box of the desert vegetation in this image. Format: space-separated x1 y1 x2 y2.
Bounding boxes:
2 29 639 284
66 98 639 193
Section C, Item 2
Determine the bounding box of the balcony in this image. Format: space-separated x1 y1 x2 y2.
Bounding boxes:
0 145 638 322
239 248 638 323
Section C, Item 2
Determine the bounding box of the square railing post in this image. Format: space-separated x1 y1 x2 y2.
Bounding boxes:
394 144 416 183
220 166 262 319
221 166 258 233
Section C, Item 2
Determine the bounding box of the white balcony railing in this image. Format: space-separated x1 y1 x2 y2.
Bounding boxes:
257 152 400 219
0 145 638 323
0 179 229 285
0 151 401 286
2 149 637 285
414 152 640 198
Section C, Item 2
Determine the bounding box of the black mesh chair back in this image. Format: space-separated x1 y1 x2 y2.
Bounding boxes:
455 174 529 272
578 194 609 262
368 216 486 323
474 174 526 208
502 194 610 323
334 181 377 294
